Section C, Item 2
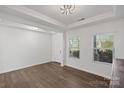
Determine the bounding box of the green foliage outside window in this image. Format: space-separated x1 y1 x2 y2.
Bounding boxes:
94 34 114 63
69 37 80 58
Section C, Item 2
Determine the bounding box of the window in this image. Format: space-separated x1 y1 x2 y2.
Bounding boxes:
69 37 80 58
93 34 114 63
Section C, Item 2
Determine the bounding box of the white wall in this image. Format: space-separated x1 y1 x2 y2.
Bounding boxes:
52 33 63 64
0 25 52 74
115 30 124 59
66 18 124 79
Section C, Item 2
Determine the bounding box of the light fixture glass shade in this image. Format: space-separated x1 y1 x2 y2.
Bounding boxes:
60 5 75 15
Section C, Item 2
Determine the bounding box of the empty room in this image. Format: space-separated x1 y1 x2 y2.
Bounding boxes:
0 5 124 88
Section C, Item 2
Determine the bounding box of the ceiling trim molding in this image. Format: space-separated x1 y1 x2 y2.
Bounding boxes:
5 6 66 28
1 6 120 31
68 11 115 29
0 19 61 34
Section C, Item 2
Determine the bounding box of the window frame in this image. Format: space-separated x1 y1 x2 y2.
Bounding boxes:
93 33 115 64
69 37 80 59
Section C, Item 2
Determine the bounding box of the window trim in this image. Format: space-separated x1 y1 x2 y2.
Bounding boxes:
92 33 115 64
69 37 80 59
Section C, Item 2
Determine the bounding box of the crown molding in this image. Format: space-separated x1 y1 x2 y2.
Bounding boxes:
0 19 63 34
5 6 66 28
2 6 124 32
68 11 115 29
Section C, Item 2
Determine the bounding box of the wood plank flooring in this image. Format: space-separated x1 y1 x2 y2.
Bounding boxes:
0 62 110 88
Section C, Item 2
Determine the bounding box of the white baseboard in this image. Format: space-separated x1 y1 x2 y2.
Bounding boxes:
0 61 51 75
65 64 111 79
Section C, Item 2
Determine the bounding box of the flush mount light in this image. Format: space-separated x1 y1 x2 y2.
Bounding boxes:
26 26 42 31
59 5 75 15
26 25 56 34
27 26 39 30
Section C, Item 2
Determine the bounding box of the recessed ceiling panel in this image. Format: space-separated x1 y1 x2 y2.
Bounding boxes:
25 5 113 25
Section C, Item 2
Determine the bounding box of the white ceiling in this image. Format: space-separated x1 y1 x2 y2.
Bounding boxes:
0 5 121 33
25 5 113 25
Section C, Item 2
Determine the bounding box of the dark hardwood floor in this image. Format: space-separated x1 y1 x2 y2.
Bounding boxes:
0 62 110 88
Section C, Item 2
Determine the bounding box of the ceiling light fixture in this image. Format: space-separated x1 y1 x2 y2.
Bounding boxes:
60 5 75 15
26 25 56 34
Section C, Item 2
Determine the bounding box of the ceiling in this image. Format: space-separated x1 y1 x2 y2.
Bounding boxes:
0 5 122 33
25 5 113 25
